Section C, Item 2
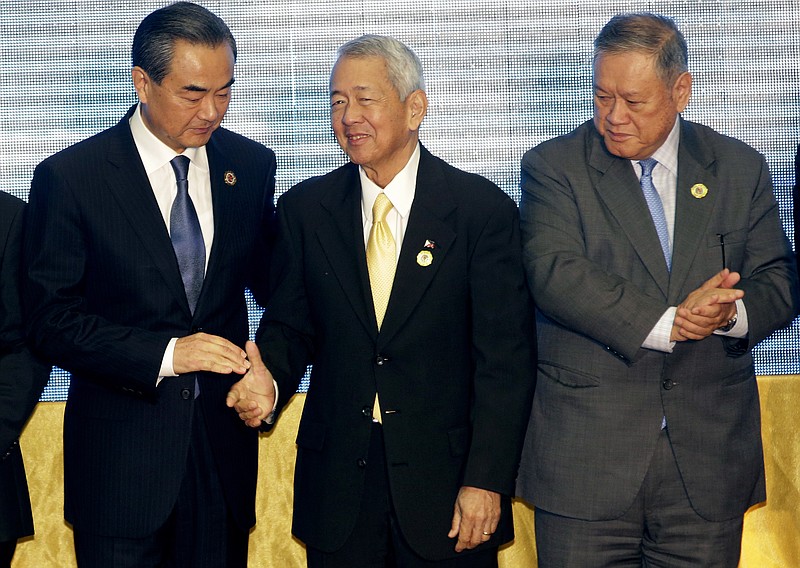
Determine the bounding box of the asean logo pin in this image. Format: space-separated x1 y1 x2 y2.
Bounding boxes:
690 183 708 199
224 171 237 186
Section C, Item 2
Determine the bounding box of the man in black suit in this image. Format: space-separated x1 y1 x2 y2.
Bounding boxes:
516 13 799 567
228 35 535 567
0 192 51 567
23 3 275 566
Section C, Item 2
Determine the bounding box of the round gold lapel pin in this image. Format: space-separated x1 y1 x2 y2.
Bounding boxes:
690 183 708 199
224 171 237 186
416 250 433 267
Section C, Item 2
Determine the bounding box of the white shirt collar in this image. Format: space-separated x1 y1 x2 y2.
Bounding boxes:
360 143 420 221
640 117 680 176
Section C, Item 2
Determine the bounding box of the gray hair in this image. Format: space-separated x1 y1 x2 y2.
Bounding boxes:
335 34 425 100
132 2 237 84
594 12 688 86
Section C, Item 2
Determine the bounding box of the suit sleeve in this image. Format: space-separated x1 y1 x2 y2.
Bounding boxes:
0 198 51 455
462 195 536 495
728 154 799 351
255 190 315 419
22 160 170 394
520 147 669 362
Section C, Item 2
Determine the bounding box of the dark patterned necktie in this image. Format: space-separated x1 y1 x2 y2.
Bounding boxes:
169 155 205 313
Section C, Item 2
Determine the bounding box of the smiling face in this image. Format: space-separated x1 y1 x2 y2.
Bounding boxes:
133 39 234 153
592 50 691 160
329 55 427 188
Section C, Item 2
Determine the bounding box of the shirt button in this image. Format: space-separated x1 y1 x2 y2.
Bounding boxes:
180 388 192 400
357 458 367 468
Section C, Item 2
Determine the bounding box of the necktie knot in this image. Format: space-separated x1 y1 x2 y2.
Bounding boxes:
639 157 658 178
170 155 191 184
372 193 393 223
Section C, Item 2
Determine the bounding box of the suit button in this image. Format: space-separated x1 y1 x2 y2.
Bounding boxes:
362 405 372 417
181 388 192 400
357 458 367 468
662 379 674 390
375 355 388 366
191 326 203 333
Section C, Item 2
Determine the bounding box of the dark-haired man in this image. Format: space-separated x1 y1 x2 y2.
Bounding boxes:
516 12 799 567
23 3 275 566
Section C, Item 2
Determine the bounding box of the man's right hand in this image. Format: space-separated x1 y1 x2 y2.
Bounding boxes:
226 341 276 428
173 332 251 375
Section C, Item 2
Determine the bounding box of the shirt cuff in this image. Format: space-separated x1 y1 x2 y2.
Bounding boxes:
642 307 677 353
264 380 279 424
713 299 748 338
156 337 179 387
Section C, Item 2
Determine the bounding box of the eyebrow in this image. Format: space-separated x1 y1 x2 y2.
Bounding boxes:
182 77 236 93
330 85 371 97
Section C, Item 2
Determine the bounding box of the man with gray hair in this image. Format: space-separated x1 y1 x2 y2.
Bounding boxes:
516 12 799 566
228 34 535 567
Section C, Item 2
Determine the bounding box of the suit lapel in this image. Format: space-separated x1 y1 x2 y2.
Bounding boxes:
104 111 189 312
588 126 671 297
377 148 456 347
316 164 377 337
203 134 237 309
668 120 719 302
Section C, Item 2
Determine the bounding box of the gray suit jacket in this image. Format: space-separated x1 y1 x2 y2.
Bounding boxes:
516 118 799 522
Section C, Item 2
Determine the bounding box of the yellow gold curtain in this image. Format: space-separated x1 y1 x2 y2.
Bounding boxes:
13 376 800 567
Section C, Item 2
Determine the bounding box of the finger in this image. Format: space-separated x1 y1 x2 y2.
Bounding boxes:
699 269 729 290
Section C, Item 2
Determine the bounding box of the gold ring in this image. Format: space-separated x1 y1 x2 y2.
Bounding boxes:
482 531 491 536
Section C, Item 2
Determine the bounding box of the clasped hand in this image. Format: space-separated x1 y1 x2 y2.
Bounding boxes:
671 268 743 341
225 340 276 428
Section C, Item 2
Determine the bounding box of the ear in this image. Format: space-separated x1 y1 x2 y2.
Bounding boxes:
406 89 428 130
132 66 151 104
672 71 692 113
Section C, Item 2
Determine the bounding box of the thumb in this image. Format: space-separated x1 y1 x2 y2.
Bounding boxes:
245 340 265 369
448 504 461 539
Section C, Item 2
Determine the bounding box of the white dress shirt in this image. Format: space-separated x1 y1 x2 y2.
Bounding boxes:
129 104 215 380
638 118 747 353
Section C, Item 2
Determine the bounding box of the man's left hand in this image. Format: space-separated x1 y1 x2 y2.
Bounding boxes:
448 486 500 552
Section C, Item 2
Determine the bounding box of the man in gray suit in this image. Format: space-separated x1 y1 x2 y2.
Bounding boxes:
516 12 799 567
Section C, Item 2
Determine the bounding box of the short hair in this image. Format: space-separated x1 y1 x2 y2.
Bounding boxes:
132 2 237 84
335 34 425 100
594 12 688 86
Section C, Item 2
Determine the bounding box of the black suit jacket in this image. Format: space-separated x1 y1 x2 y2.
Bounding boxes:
0 192 50 542
257 146 535 561
516 119 799 522
23 108 276 537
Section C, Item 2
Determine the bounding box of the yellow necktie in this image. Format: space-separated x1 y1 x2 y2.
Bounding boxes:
366 193 396 422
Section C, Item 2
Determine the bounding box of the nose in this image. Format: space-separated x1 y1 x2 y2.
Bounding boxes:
341 102 362 125
606 99 628 125
197 95 219 123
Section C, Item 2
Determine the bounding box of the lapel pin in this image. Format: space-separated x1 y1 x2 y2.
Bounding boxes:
416 250 433 267
690 183 708 199
224 171 237 186
424 239 436 249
